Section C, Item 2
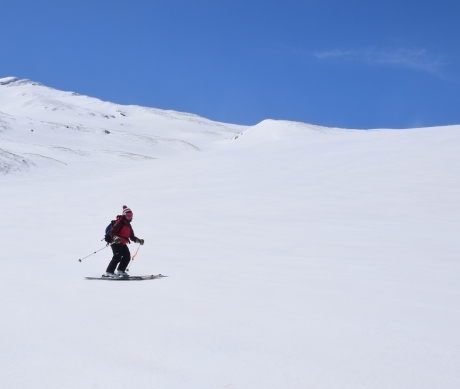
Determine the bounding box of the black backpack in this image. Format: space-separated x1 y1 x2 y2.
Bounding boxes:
104 220 116 243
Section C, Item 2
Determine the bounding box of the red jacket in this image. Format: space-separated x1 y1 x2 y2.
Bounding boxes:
110 215 138 245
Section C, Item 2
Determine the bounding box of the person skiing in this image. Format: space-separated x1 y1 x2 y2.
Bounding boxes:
104 205 144 277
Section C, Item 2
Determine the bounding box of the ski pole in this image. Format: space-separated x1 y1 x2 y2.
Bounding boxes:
78 244 111 262
126 244 141 271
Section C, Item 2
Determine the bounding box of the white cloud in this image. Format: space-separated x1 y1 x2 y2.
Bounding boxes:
313 48 444 74
313 49 353 59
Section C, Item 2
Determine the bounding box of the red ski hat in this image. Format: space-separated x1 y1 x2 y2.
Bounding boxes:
122 205 133 218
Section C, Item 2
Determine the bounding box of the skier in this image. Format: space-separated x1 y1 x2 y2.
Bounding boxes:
104 205 144 277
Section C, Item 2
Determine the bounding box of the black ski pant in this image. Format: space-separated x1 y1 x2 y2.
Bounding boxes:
106 243 131 273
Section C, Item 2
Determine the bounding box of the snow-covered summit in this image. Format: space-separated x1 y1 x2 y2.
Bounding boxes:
0 77 246 173
228 119 342 145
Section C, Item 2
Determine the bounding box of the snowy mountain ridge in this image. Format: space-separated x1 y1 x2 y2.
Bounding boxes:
0 76 247 174
3 76 459 176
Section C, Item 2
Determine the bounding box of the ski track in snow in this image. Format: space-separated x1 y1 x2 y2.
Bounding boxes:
1 77 460 389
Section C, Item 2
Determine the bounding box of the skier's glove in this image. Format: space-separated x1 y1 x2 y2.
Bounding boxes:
137 238 144 245
112 236 121 244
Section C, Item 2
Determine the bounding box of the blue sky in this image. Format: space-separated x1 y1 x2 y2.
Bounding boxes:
1 0 459 128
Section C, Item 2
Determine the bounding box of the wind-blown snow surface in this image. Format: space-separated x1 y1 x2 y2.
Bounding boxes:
1 78 460 389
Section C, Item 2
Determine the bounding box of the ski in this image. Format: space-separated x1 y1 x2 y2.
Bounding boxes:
85 274 164 281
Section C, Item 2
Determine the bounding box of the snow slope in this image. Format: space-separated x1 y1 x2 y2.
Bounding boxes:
0 77 245 173
1 78 460 389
